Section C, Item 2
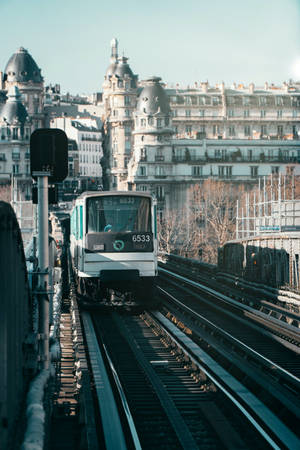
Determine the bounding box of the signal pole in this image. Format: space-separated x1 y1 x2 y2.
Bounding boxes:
30 129 68 370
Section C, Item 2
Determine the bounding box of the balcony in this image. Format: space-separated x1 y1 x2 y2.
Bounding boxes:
81 136 101 142
155 155 165 162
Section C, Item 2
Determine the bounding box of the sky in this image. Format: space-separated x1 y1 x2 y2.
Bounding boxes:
0 0 300 94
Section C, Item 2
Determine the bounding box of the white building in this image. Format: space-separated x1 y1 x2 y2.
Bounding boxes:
127 77 300 213
103 39 300 197
50 116 103 189
0 86 32 200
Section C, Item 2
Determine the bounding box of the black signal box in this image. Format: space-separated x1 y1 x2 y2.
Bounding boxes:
32 185 58 204
30 128 68 182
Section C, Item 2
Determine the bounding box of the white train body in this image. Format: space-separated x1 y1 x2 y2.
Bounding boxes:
70 191 158 300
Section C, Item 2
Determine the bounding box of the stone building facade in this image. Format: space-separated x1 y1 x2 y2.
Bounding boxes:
103 39 300 213
50 116 103 191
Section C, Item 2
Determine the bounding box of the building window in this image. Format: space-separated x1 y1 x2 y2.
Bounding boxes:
124 96 130 105
277 110 282 118
155 166 165 176
293 110 298 118
172 109 177 117
213 125 220 136
212 97 219 105
244 125 251 137
228 110 234 117
199 110 205 117
276 96 283 106
243 97 250 106
156 185 164 200
250 166 258 178
140 148 147 161
259 97 267 106
155 148 164 161
138 185 148 191
192 166 202 177
277 125 283 137
185 110 191 117
157 207 164 223
228 126 235 137
186 126 192 134
157 118 162 127
165 118 169 126
261 125 267 136
271 166 279 174
125 109 130 117
260 110 266 118
218 166 232 178
139 166 146 176
148 117 153 125
244 110 250 118
13 164 19 174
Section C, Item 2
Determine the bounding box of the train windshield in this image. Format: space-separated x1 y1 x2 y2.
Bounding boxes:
87 195 151 233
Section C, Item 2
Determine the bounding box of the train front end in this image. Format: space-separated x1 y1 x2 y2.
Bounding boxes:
70 191 157 303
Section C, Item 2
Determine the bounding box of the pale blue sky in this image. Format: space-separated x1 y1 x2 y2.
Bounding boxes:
1 0 300 94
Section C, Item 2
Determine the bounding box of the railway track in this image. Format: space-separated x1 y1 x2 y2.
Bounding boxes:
155 267 300 446
84 310 279 449
51 252 299 449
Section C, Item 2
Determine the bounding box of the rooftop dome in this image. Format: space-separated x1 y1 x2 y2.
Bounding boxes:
114 57 135 79
137 77 170 115
4 47 43 83
105 63 118 78
0 86 27 124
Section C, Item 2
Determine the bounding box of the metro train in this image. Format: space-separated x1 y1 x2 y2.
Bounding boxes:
70 191 158 304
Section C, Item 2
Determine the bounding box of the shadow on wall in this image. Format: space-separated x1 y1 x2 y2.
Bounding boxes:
0 201 34 450
219 241 292 289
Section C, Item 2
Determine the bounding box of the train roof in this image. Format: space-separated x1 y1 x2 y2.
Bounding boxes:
75 191 153 200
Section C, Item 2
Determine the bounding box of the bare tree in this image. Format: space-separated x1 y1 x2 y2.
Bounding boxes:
187 180 246 263
158 209 187 255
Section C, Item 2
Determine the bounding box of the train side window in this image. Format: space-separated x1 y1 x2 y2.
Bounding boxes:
76 207 79 240
79 206 83 239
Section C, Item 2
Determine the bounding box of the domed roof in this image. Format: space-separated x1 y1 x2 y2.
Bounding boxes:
105 63 118 78
0 86 27 124
105 57 137 87
136 77 170 114
114 57 134 79
4 47 43 83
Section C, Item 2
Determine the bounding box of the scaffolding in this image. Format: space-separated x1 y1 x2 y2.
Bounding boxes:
236 174 300 239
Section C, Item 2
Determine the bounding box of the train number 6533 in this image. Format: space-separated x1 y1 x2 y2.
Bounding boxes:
132 234 150 243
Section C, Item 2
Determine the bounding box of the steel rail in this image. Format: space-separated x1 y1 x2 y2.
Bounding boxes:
157 281 300 387
81 312 127 450
159 266 300 351
101 341 142 450
151 311 300 450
